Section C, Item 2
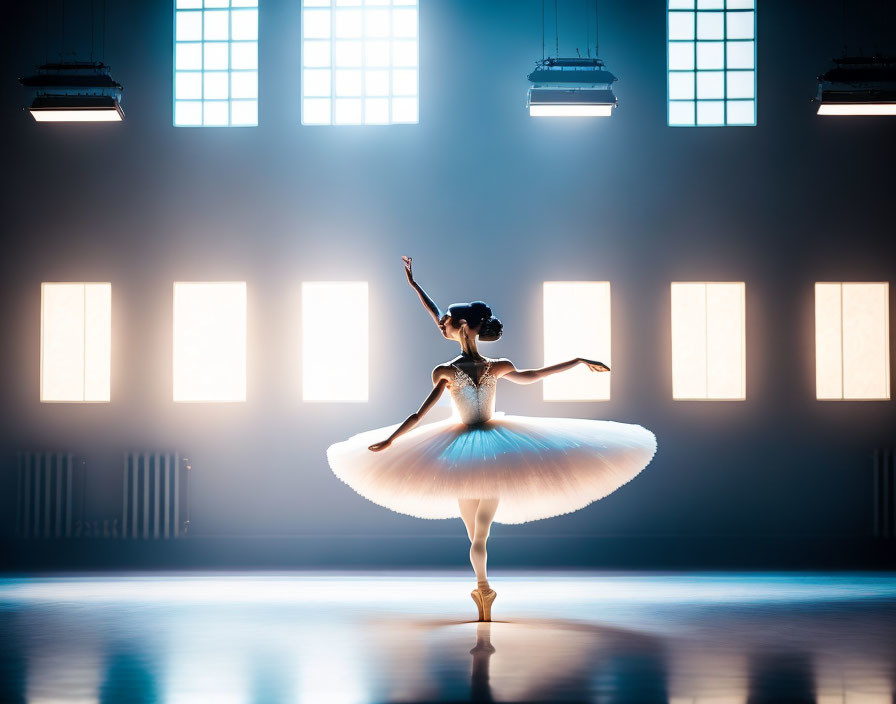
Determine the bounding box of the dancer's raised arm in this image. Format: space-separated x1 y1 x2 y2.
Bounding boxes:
368 367 450 451
497 358 610 385
402 255 442 328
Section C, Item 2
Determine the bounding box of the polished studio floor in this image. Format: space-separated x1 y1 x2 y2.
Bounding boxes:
1 572 895 703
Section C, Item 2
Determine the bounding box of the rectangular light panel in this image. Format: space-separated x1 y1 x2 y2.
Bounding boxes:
302 281 368 401
41 283 111 402
174 0 259 127
173 282 247 402
815 282 890 400
301 0 419 125
667 0 757 126
543 282 611 401
529 105 614 117
671 282 746 399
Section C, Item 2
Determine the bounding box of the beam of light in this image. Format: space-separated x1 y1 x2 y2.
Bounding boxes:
671 282 745 400
40 283 111 402
817 103 896 116
302 281 368 401
815 282 889 400
529 104 614 117
543 281 611 401
30 107 123 122
172 282 247 402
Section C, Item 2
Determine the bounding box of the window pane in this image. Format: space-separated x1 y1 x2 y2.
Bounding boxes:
668 11 695 40
203 10 229 40
668 42 695 70
302 282 368 401
726 11 754 39
231 9 258 40
696 11 723 39
726 40 754 69
204 42 229 70
696 99 724 124
231 41 258 69
669 71 695 100
176 42 203 70
726 99 755 124
696 41 724 69
543 282 611 401
669 100 695 125
173 282 247 402
726 70 754 99
175 100 203 125
696 70 724 99
41 283 111 403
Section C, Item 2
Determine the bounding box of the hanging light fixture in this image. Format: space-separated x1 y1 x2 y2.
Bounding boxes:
527 57 617 117
20 62 124 122
814 56 896 116
20 0 123 122
527 0 617 117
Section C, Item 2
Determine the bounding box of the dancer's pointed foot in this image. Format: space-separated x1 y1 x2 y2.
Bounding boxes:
471 588 496 621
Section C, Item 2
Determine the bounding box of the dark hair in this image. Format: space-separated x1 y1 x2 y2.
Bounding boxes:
447 301 504 342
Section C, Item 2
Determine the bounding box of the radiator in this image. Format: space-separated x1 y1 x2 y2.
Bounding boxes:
16 452 80 538
873 449 895 539
122 452 187 539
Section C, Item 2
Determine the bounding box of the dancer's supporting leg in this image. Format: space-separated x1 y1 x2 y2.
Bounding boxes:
458 498 478 543
471 498 499 591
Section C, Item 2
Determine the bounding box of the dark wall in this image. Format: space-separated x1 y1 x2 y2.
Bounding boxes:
1 0 895 568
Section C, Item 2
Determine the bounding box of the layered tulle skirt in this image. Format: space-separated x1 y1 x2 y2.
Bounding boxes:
326 412 657 525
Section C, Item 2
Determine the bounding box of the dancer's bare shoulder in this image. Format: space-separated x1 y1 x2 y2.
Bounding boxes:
487 358 516 378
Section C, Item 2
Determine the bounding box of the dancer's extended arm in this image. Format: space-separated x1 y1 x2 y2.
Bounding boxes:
498 358 610 384
403 255 442 328
368 371 449 452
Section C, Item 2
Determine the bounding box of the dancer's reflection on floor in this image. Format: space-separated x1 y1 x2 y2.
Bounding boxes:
469 622 496 703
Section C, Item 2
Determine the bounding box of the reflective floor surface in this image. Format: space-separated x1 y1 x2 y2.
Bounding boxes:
1 571 896 703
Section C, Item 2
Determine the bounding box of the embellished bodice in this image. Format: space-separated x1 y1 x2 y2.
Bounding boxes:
449 358 497 425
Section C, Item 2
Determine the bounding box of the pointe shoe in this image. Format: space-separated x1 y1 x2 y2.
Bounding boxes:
470 588 497 622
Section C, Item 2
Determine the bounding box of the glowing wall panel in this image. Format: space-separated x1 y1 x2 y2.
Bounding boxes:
671 282 745 399
301 0 419 125
41 283 111 402
815 282 890 400
173 282 247 402
302 281 368 401
543 282 611 401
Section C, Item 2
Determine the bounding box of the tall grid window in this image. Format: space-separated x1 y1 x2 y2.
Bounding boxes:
301 0 419 125
667 0 756 126
174 0 259 127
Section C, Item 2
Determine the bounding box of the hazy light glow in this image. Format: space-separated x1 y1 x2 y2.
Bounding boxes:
41 283 111 403
671 282 746 400
817 103 896 116
815 282 890 400
543 282 611 401
173 282 247 402
529 104 613 117
302 281 368 401
30 107 122 122
301 0 419 125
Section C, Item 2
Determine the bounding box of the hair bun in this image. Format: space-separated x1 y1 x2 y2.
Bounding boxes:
478 316 503 342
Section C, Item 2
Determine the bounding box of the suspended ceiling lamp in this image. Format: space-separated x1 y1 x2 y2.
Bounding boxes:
527 0 617 117
20 62 124 122
527 57 617 117
814 56 896 116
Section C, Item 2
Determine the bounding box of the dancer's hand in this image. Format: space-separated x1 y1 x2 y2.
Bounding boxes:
402 256 414 284
580 358 611 372
368 439 392 452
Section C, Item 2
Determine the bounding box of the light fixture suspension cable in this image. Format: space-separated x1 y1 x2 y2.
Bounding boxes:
585 0 590 56
542 0 545 61
554 0 559 58
90 0 95 61
595 0 599 57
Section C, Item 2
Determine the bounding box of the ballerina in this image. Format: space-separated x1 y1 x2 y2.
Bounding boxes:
326 257 657 622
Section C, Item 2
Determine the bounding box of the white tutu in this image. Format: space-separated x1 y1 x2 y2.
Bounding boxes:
326 358 657 524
